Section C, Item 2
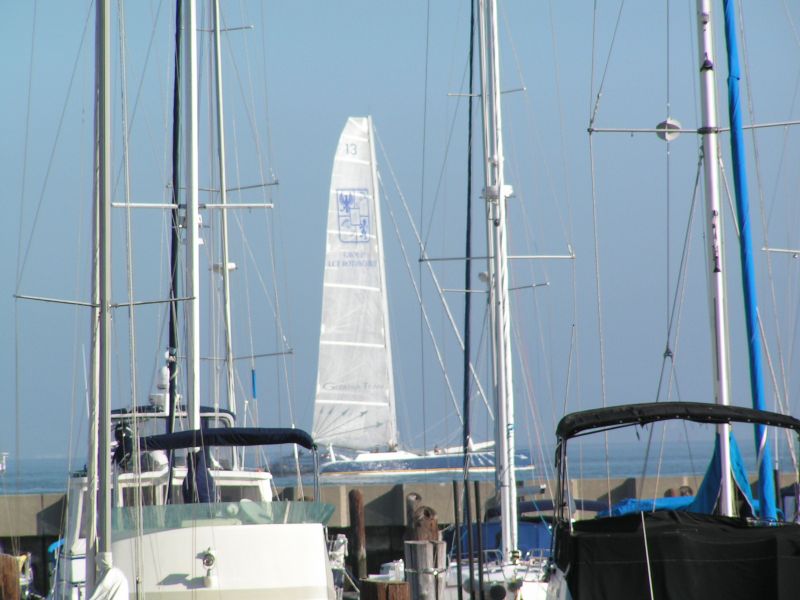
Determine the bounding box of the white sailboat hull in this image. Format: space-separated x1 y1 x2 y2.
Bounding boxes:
51 519 335 599
51 469 337 600
112 522 334 599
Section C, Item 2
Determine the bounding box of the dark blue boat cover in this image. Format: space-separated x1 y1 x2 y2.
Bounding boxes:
139 427 315 451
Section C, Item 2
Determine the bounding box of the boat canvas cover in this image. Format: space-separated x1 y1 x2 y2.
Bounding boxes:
554 510 800 599
601 432 755 517
312 117 397 451
139 427 315 450
556 401 800 441
445 521 553 559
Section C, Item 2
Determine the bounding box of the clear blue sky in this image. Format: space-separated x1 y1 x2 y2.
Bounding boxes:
2 1 800 471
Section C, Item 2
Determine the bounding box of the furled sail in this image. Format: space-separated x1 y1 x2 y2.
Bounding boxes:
312 117 397 451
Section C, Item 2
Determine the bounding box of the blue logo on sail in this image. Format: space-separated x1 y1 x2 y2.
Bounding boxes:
337 188 370 243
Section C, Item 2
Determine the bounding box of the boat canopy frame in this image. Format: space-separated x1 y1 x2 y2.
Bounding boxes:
556 401 800 442
553 402 800 524
137 426 320 498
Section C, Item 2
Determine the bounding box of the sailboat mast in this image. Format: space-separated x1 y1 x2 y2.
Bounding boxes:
720 0 778 521
95 0 113 578
168 0 182 436
695 0 734 517
212 0 237 418
478 0 518 558
185 0 201 430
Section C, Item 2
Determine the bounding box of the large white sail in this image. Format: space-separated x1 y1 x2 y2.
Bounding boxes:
312 116 398 451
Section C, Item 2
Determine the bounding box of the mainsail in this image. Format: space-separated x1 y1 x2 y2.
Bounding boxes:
312 116 398 451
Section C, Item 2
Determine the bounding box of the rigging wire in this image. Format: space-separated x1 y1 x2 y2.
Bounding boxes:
547 0 582 443
219 2 291 434
378 173 463 424
419 0 433 454
224 1 292 431
208 0 295 447
587 0 614 511
738 0 800 478
14 0 94 559
420 61 470 251
739 0 793 420
640 158 704 492
587 0 627 127
780 0 800 47
256 1 277 176
116 0 147 581
383 130 523 425
665 0 672 346
16 5 94 285
499 30 557 446
376 127 493 420
13 0 40 557
639 0 697 494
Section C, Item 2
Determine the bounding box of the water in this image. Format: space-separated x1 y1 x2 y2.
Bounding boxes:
0 458 80 495
563 438 796 480
2 439 795 494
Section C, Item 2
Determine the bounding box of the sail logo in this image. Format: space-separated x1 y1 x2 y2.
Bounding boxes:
336 188 370 243
322 382 385 392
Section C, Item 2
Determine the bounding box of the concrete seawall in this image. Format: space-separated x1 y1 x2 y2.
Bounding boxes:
3 472 797 536
3 473 795 592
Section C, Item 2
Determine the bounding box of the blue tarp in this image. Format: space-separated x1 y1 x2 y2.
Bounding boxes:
445 520 553 558
601 433 756 517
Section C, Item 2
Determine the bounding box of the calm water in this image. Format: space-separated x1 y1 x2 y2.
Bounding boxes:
2 438 795 494
0 458 81 495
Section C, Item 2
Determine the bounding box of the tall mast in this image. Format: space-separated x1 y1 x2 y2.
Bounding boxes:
94 0 113 582
720 0 777 521
462 0 477 590
86 0 104 587
696 0 734 517
478 0 518 559
184 0 200 430
212 0 237 417
168 0 182 430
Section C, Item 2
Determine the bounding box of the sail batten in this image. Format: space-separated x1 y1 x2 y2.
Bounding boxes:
312 117 398 451
320 341 385 349
323 283 382 292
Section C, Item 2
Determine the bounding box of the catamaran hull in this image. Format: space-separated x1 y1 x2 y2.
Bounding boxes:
320 450 535 481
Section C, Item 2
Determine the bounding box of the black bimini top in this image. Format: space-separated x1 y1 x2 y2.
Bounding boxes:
556 401 800 441
139 427 316 451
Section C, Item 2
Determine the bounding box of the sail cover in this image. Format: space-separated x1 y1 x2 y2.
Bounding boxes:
312 117 398 451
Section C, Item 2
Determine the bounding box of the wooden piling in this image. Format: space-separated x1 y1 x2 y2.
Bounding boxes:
349 488 367 580
361 579 411 600
404 540 446 600
0 554 20 600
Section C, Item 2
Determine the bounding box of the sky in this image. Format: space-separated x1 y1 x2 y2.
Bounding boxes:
2 0 800 477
